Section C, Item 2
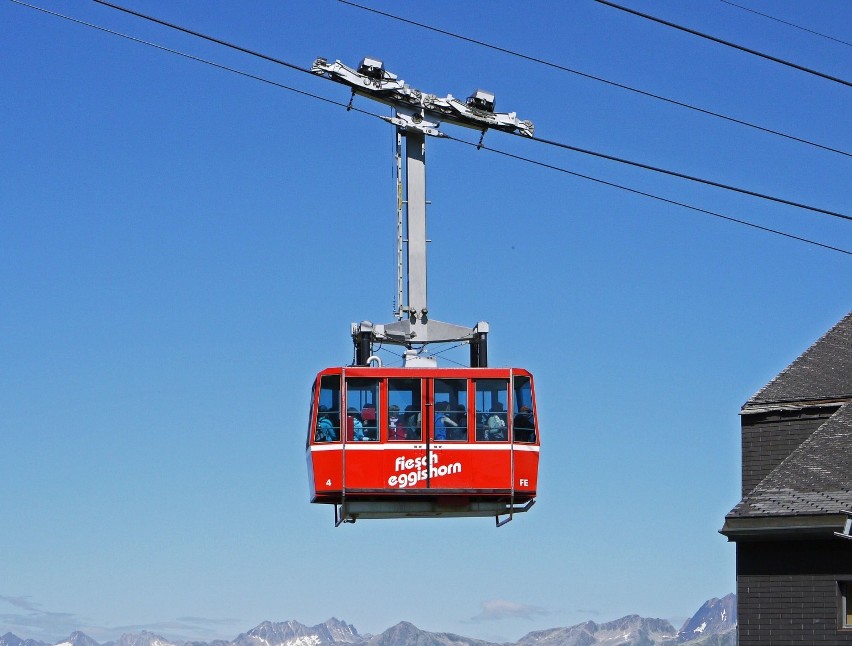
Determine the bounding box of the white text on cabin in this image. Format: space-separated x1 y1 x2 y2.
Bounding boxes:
389 454 462 488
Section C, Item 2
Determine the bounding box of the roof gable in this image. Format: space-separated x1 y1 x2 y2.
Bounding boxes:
727 403 852 518
745 311 852 408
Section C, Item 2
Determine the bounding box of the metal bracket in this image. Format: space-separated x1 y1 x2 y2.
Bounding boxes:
496 513 512 528
334 502 356 526
496 499 536 527
380 114 445 138
312 56 534 137
835 509 852 540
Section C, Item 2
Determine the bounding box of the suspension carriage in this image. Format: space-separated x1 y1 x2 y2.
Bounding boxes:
307 365 539 525
307 57 539 525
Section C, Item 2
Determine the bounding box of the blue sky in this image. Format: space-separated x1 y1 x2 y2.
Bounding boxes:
1 0 850 643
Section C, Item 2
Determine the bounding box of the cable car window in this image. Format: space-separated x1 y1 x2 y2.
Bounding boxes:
388 378 421 441
346 378 378 441
434 379 467 440
512 375 536 443
315 375 341 443
308 381 317 446
475 379 508 441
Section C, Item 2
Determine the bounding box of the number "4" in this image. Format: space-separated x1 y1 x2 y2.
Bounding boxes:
325 479 332 486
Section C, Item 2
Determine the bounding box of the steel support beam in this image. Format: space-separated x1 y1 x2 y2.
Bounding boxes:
405 129 428 340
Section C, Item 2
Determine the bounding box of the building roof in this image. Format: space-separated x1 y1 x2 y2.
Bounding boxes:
744 311 852 410
723 312 852 537
726 403 852 519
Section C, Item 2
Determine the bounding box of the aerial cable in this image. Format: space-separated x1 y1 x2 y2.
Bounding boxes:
336 0 851 159
523 133 852 222
76 0 852 220
11 0 848 256
10 1 386 118
593 0 852 89
719 0 852 48
445 134 851 256
85 0 852 161
91 0 314 76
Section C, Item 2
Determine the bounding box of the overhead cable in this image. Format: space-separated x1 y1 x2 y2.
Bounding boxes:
720 0 852 48
85 0 852 220
9 1 343 109
446 134 852 256
336 0 850 159
524 133 852 222
91 0 314 76
593 0 852 88
98 0 852 160
11 0 849 256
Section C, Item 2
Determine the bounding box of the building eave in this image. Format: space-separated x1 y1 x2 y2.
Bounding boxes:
720 513 848 541
740 398 849 415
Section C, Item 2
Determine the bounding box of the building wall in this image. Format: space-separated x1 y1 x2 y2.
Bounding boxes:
737 540 852 645
740 406 839 496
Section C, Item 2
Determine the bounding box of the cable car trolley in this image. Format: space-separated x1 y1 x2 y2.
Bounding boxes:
306 57 539 526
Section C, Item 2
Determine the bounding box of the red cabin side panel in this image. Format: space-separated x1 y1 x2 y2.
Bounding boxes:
306 366 540 505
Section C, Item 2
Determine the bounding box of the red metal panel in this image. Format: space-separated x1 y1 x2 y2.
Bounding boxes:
308 445 343 501
512 445 539 495
341 444 387 490
428 444 512 490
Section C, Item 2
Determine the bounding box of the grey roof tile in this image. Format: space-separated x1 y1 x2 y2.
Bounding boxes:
727 403 852 518
745 311 852 408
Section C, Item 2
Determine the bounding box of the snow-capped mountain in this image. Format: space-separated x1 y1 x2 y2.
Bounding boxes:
232 620 362 646
55 632 101 646
677 594 737 642
0 595 737 646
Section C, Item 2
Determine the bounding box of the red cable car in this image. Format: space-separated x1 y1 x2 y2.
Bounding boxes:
307 364 539 525
307 57 540 525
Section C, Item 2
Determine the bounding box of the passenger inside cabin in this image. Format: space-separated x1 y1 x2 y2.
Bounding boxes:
315 405 338 442
361 404 377 440
434 401 458 441
452 403 467 440
388 404 405 440
403 405 422 440
453 403 467 425
513 405 536 443
346 407 366 441
485 402 507 441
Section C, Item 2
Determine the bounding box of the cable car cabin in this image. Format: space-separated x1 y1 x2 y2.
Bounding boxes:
307 366 539 525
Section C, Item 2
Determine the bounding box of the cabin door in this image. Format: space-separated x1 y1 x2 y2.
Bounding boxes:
383 377 429 491
426 377 511 491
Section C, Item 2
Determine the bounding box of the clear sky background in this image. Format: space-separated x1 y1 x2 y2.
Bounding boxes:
2 0 850 643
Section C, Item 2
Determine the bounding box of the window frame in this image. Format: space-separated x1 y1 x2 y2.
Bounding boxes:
387 377 422 442
314 374 341 444
345 377 380 442
512 374 537 444
840 580 852 630
474 378 509 442
433 378 469 442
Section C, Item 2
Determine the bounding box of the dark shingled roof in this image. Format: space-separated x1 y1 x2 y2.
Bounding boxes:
727 403 852 518
724 312 852 528
745 311 852 408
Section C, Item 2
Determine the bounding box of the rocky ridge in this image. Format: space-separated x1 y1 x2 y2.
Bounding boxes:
0 596 737 646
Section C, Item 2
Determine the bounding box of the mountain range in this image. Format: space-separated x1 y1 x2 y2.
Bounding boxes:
0 594 737 646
